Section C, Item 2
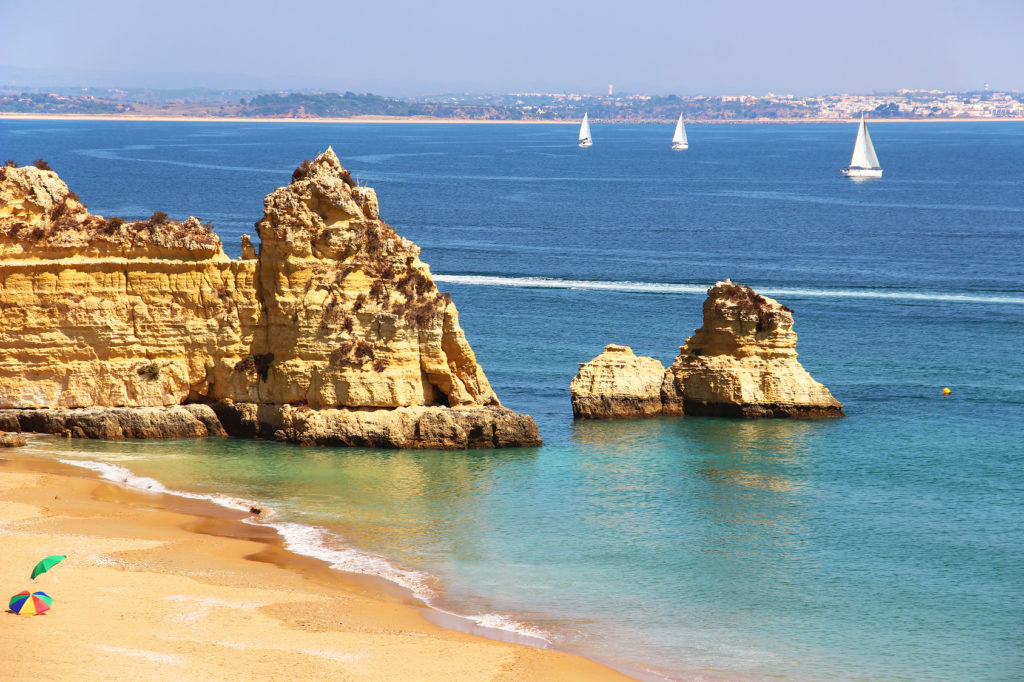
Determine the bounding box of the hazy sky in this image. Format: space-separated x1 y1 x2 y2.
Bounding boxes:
1 0 1021 95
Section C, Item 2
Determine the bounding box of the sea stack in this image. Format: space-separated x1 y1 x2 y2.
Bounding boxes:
570 281 843 419
570 345 666 419
0 152 541 448
661 281 843 418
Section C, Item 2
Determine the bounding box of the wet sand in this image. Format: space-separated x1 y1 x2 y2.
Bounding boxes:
0 453 630 681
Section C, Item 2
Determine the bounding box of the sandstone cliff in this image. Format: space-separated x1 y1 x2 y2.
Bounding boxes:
572 281 843 419
0 155 540 448
246 149 499 410
0 162 256 409
570 345 666 419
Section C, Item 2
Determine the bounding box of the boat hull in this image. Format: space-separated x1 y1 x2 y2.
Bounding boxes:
671 143 688 150
578 140 593 148
842 167 882 178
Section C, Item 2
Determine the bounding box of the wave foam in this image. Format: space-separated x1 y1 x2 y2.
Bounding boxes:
462 612 551 642
433 274 1024 305
62 459 169 493
59 459 268 516
265 522 548 641
262 521 435 601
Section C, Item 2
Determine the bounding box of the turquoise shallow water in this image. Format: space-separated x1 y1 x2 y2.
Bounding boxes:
3 120 1023 680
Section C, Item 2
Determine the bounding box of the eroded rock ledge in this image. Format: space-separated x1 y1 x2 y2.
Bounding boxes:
0 153 541 448
571 281 843 419
0 405 225 440
213 404 539 449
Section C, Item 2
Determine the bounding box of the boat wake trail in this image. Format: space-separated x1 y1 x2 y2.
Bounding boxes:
433 274 1024 305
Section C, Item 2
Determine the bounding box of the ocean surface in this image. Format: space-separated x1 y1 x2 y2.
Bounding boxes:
2 119 1022 681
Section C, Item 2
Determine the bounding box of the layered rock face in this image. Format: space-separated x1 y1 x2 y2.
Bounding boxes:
662 281 843 418
0 163 258 409
571 281 843 419
570 345 666 419
0 154 540 448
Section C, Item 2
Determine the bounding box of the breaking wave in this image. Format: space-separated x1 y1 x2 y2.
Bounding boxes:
60 459 269 515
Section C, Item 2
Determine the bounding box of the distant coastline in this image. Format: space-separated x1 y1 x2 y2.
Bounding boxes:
0 112 563 124
3 112 1022 124
5 87 1022 123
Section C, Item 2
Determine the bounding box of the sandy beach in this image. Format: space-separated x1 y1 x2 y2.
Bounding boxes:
2 112 1021 124
0 113 570 125
0 451 629 681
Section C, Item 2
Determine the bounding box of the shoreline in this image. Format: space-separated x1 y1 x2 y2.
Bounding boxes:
0 446 636 681
2 112 1022 124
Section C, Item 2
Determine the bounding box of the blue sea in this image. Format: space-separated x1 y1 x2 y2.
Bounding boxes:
2 119 1022 681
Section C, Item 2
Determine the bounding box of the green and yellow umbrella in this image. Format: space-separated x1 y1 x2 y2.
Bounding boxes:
9 591 52 615
30 555 65 580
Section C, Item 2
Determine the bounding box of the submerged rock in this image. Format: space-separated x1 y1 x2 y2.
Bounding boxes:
571 281 843 420
570 345 666 419
0 431 27 447
0 154 540 448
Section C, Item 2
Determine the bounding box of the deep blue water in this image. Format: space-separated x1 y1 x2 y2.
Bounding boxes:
3 120 1022 681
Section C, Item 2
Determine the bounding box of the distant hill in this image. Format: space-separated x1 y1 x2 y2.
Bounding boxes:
2 88 1020 121
240 92 522 120
0 92 133 114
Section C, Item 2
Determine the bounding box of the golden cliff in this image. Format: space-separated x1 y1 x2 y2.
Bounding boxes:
0 162 256 410
0 153 540 447
246 149 498 410
570 281 843 419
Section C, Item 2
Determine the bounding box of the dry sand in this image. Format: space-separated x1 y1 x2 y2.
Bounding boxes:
0 113 569 124
0 454 629 681
2 112 1021 125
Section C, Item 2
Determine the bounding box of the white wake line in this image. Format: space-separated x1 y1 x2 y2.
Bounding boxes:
433 274 1024 305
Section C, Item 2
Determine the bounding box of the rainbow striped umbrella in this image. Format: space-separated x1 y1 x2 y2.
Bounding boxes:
9 591 52 615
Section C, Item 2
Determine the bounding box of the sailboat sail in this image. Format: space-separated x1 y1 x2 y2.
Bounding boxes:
672 114 688 148
849 114 880 168
579 113 592 143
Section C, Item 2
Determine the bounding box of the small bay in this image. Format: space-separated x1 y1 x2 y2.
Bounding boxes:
3 119 1022 681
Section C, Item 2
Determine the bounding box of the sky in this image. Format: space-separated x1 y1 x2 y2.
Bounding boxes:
1 0 1021 95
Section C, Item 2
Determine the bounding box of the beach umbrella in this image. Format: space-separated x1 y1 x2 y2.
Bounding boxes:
30 555 65 580
9 591 52 615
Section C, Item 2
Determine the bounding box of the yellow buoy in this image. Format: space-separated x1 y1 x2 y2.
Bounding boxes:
942 387 951 395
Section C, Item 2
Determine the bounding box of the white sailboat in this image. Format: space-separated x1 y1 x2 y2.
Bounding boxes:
671 114 688 150
842 113 882 178
578 112 593 147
